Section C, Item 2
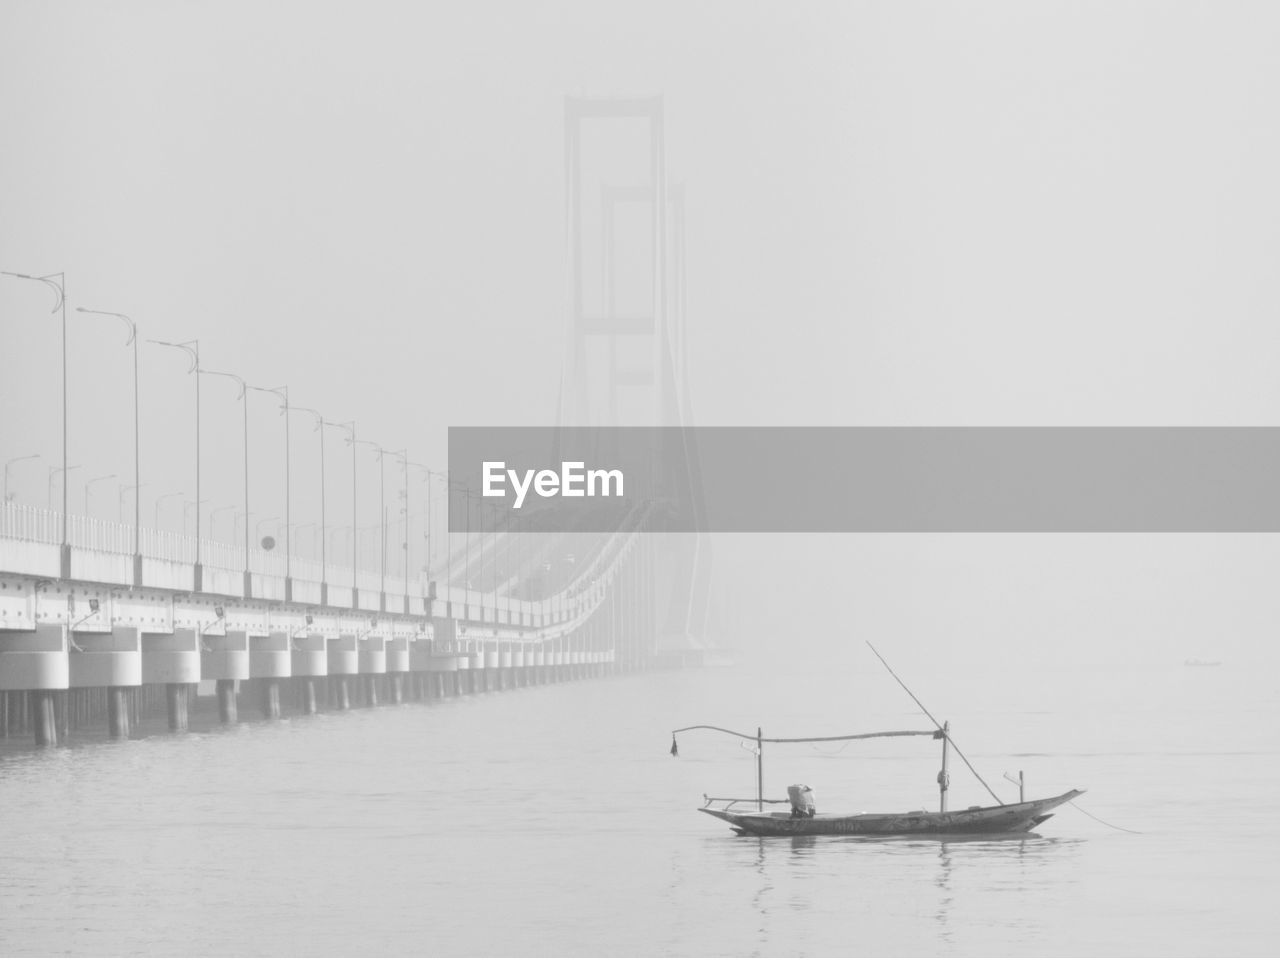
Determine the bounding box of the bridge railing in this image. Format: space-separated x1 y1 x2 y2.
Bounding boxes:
2 501 62 546
1 500 645 630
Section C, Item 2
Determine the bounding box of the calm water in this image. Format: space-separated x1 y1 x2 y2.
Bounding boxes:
1 660 1276 956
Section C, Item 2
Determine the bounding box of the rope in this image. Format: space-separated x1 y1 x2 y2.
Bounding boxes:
1068 801 1142 834
670 724 937 744
865 642 1006 807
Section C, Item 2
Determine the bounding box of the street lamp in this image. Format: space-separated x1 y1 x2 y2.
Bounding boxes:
200 368 250 597
389 448 409 613
353 438 388 611
3 269 69 577
78 307 140 583
48 464 81 509
326 419 357 608
409 462 443 596
290 405 327 605
148 338 201 589
4 453 40 503
249 384 291 600
448 479 472 617
84 473 116 517
486 500 501 624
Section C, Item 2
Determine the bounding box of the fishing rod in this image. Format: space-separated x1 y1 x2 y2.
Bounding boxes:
865 641 1005 806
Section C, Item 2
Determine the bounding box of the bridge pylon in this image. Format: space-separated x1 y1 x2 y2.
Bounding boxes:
558 96 712 663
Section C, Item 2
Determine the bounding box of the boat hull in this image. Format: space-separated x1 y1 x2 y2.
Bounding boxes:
700 789 1084 837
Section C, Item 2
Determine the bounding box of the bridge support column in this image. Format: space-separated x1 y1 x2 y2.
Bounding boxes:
365 676 379 707
391 674 404 705
300 678 318 714
327 635 358 710
260 678 281 719
32 689 58 746
203 631 249 724
165 684 189 733
142 629 200 733
216 679 238 723
108 686 131 739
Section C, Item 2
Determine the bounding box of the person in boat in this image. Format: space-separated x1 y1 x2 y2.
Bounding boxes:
788 784 816 818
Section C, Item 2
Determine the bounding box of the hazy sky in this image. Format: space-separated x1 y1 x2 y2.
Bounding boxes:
3 2 1279 664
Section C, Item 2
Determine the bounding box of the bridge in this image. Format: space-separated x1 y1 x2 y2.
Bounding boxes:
0 96 712 747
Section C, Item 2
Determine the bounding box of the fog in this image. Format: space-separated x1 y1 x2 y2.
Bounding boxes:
4 1 1280 667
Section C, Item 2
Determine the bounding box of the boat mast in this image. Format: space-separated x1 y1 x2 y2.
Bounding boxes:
756 727 763 812
938 720 951 813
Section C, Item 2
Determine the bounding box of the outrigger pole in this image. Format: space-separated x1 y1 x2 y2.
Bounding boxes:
865 641 1005 807
669 724 940 812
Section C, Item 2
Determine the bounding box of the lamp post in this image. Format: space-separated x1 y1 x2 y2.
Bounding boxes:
84 473 116 517
409 462 442 610
4 453 40 503
487 501 501 625
149 338 201 589
391 448 408 614
291 405 327 605
4 270 69 576
155 491 184 531
249 384 291 600
353 438 388 612
78 307 140 583
463 486 474 614
200 368 250 597
326 420 357 608
48 465 81 509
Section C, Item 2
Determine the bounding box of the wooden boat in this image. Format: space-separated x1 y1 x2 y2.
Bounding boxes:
674 646 1086 837
699 788 1084 837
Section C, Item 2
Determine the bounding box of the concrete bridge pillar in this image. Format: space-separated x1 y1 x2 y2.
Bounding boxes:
250 632 291 719
202 630 250 724
484 647 500 691
260 679 282 719
142 628 200 732
299 678 318 714
387 637 408 704
358 635 386 707
107 687 131 738
332 676 351 710
31 690 58 747
0 623 70 746
499 646 513 690
216 679 238 723
165 683 190 732
69 625 143 739
454 650 469 695
327 635 359 711
290 634 326 715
